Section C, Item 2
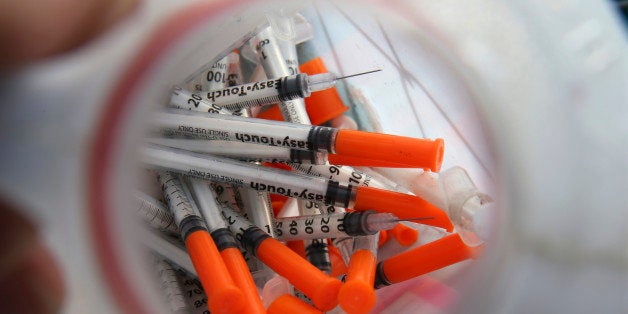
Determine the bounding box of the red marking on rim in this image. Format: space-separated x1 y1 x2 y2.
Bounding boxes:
87 1 244 312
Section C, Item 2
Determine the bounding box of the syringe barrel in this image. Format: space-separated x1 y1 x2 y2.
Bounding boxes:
152 258 190 313
272 211 392 241
240 187 277 238
145 144 327 194
185 178 227 232
157 172 198 224
170 87 233 115
205 74 308 111
147 138 326 165
288 163 395 190
254 26 312 124
254 27 291 80
206 55 230 92
274 212 348 241
133 191 179 236
157 172 208 240
152 109 338 152
142 145 356 206
219 205 257 242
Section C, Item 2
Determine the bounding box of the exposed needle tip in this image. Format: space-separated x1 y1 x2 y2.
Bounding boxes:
336 69 382 80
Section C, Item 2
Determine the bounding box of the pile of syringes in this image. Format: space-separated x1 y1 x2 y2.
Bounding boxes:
137 10 494 314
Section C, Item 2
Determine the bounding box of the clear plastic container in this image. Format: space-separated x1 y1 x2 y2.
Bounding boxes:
0 0 626 313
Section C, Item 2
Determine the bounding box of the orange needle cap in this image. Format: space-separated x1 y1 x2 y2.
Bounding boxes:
185 231 244 314
327 154 426 168
378 230 390 247
256 238 342 311
354 186 453 232
389 223 419 246
338 250 377 314
382 233 475 284
219 247 265 314
335 131 444 172
268 294 323 314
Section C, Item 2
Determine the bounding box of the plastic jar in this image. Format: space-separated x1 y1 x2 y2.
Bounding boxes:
0 0 625 313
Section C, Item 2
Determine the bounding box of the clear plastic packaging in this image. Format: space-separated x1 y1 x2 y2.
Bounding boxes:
440 166 493 246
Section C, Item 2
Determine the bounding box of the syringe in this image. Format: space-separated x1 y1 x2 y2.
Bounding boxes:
150 136 414 168
185 178 266 314
220 49 279 239
258 23 333 277
152 108 444 170
174 67 281 276
148 137 327 165
253 25 312 126
272 210 433 241
204 69 380 112
174 73 279 241
142 144 453 231
216 204 342 311
156 172 245 314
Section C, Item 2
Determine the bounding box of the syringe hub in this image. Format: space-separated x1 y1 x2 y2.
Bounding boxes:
343 210 397 236
306 73 337 94
364 212 398 233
